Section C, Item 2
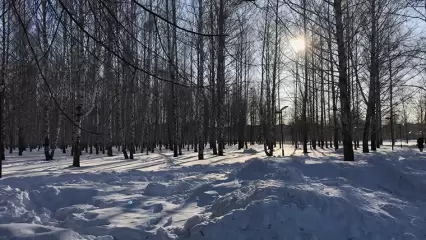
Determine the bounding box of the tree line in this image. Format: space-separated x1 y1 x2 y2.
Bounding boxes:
0 0 425 177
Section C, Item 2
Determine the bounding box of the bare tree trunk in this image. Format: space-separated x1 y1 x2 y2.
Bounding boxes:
106 84 113 157
129 9 137 160
243 33 249 149
72 0 85 167
217 0 226 156
363 0 377 153
384 31 393 150
260 0 270 156
41 0 51 161
105 2 114 157
333 0 354 161
326 48 331 149
320 36 325 149
0 0 6 177
50 102 62 159
301 0 309 154
327 5 338 150
120 69 128 159
197 0 204 160
351 34 361 149
95 99 100 155
209 3 217 155
376 65 382 148
54 3 69 158
269 0 280 155
311 35 317 150
171 0 180 157
346 2 353 150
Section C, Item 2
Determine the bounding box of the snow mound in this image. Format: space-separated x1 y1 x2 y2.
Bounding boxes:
92 236 114 240
0 184 101 228
182 215 206 233
347 156 426 200
234 158 274 180
55 205 97 221
144 182 195 196
0 223 86 240
0 186 48 225
63 212 109 228
156 227 178 240
209 182 310 218
30 186 98 211
234 158 305 182
270 167 306 182
144 183 171 196
183 183 403 240
242 148 258 154
177 153 426 240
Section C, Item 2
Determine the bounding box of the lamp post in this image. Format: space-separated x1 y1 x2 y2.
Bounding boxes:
400 123 403 148
276 106 288 156
408 131 411 144
385 116 393 150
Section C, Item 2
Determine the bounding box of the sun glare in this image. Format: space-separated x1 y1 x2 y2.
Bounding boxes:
290 37 306 52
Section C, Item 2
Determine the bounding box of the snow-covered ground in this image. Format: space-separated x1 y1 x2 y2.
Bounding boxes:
1 144 426 240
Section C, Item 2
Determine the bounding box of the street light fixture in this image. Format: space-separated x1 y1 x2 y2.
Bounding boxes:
276 106 288 156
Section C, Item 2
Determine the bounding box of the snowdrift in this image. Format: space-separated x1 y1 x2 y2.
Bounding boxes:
1 148 426 240
175 157 426 240
0 224 86 240
233 158 306 182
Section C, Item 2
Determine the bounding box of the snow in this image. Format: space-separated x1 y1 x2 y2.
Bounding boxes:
0 224 87 240
242 148 258 154
1 144 426 239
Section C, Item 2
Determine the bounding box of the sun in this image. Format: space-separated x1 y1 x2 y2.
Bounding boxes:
290 37 306 52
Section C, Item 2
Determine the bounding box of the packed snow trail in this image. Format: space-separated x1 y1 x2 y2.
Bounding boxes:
1 144 426 239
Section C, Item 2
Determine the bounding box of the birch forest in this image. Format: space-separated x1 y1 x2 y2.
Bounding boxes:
0 0 425 177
